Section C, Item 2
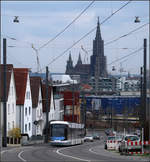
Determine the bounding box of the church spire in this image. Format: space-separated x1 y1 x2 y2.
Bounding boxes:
69 51 72 61
96 16 102 40
77 52 82 65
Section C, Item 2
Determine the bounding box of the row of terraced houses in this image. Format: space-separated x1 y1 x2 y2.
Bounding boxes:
0 64 81 139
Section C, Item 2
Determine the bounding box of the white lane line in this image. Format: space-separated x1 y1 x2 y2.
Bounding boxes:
1 147 21 154
18 151 27 162
89 148 100 155
56 147 91 162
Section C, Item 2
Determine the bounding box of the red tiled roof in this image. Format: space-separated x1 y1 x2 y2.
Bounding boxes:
0 64 13 101
30 76 41 108
14 68 28 105
41 84 51 112
81 84 93 91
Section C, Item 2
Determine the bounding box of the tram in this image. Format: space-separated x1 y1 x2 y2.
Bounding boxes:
49 121 84 146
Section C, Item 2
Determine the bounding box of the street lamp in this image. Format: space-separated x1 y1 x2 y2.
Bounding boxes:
13 16 19 23
134 16 140 23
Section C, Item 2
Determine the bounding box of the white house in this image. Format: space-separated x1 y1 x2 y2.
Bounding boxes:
0 64 17 136
30 76 43 135
14 68 32 137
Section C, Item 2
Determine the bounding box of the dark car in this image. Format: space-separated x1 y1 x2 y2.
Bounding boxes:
93 134 100 140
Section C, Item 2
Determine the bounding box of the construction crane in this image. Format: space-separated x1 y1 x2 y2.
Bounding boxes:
81 45 89 64
31 44 41 73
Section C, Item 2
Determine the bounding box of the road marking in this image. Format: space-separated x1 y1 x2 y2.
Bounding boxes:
1 147 21 154
18 151 27 162
89 148 100 155
56 147 91 162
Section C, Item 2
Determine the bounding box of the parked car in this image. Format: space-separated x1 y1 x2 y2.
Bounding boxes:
84 136 94 142
105 129 116 136
119 134 142 153
93 134 100 140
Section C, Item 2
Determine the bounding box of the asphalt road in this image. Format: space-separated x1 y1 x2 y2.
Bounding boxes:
1 141 149 162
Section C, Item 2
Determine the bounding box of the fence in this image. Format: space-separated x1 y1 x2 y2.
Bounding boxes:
126 140 150 155
7 137 21 144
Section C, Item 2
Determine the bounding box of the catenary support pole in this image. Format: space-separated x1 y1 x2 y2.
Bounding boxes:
3 38 7 147
45 66 49 143
143 39 148 140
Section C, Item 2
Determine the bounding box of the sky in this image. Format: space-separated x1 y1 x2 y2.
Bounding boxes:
1 1 149 75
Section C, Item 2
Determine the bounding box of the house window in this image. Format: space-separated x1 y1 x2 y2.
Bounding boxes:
25 107 27 116
29 123 31 131
12 121 14 128
8 104 10 114
26 91 30 99
29 107 31 115
25 124 27 132
12 103 14 113
11 87 13 96
8 122 10 130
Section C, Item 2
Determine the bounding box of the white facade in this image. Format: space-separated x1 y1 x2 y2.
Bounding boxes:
19 74 32 137
49 88 64 122
116 76 140 92
32 84 43 136
54 98 64 121
7 71 17 134
49 89 55 121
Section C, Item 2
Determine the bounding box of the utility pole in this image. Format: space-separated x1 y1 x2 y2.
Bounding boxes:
3 38 7 147
84 97 86 136
72 80 75 122
110 100 113 129
143 38 148 140
140 67 143 126
45 66 49 143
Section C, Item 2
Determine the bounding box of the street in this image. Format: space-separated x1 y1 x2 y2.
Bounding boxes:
1 140 149 162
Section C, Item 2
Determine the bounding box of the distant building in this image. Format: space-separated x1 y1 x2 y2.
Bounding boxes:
116 76 140 93
65 17 108 84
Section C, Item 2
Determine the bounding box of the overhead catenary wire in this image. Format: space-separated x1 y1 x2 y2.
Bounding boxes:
108 47 143 66
40 0 132 72
38 0 95 51
105 22 149 46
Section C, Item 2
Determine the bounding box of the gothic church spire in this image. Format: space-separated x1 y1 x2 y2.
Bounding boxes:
77 52 82 65
96 16 102 40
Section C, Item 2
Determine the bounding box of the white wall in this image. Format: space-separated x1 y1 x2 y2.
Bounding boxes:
7 72 17 135
23 74 32 137
32 84 43 136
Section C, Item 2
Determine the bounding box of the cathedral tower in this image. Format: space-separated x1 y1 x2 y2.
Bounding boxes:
90 17 107 77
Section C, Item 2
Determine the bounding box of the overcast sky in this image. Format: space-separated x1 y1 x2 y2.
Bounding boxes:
1 1 149 75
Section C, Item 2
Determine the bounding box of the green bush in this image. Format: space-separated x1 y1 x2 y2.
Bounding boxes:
8 128 21 138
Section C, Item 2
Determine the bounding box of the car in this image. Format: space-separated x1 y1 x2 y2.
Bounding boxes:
93 134 100 140
84 136 94 142
105 129 116 136
119 134 142 153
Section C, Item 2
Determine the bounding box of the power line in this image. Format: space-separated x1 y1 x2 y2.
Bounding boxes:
108 47 143 66
40 0 132 72
105 22 149 46
38 0 95 51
